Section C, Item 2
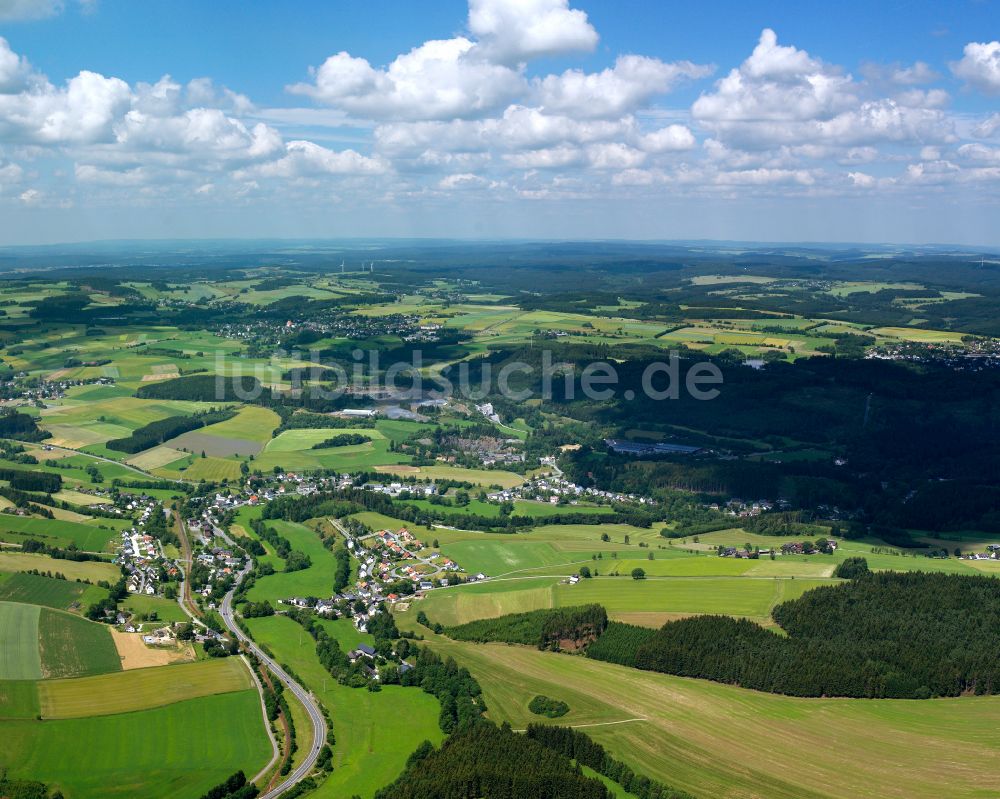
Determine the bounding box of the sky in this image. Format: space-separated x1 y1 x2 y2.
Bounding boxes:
0 0 999 246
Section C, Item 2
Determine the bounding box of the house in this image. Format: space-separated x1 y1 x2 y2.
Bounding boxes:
419 581 434 591
349 644 377 662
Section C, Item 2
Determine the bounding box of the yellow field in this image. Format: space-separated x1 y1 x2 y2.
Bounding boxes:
374 464 524 488
39 658 251 718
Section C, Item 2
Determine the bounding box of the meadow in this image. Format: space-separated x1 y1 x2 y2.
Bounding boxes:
396 619 1000 799
244 520 337 603
0 572 108 612
247 614 444 798
0 552 119 583
0 691 271 799
0 515 118 553
0 601 42 679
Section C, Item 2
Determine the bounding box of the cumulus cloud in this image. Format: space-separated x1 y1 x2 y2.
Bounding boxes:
288 39 525 121
535 55 712 119
951 41 1000 94
973 113 1000 138
253 140 388 178
468 0 597 64
692 29 952 149
0 0 61 20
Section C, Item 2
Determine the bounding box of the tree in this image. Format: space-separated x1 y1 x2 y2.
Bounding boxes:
578 565 591 578
631 568 646 580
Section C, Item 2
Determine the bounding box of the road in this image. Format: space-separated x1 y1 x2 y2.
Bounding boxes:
220 562 327 799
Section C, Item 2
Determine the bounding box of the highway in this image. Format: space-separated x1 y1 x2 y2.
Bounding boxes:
220 563 327 799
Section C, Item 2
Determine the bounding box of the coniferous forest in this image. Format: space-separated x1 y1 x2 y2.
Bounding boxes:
587 572 1000 698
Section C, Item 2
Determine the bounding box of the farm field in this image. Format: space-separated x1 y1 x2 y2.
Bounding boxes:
0 571 108 612
254 427 410 473
0 602 42 679
398 622 1000 799
0 552 120 583
246 614 444 798
120 593 190 623
0 679 40 719
38 658 253 718
37 607 122 678
373 464 525 488
0 690 271 799
0 515 118 552
416 573 836 628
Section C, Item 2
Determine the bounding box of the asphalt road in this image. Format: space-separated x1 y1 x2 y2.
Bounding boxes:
220 565 327 798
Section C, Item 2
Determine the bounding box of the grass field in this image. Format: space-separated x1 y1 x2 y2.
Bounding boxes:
121 593 190 623
244 520 337 603
0 602 42 679
0 552 120 583
0 679 40 719
0 690 271 799
0 515 117 552
417 573 836 628
38 658 253 718
38 607 122 678
398 621 1000 799
0 572 108 612
374 464 525 488
254 428 410 473
247 614 444 798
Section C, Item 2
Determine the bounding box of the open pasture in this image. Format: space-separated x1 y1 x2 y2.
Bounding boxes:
401 625 1000 799
247 614 443 799
417 572 836 628
0 515 117 552
244 520 338 603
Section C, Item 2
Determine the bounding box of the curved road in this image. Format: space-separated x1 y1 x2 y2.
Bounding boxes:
221 563 327 799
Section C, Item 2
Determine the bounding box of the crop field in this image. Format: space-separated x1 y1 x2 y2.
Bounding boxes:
0 515 118 552
38 607 121 678
38 658 253 718
126 445 189 470
868 326 966 343
247 614 443 798
0 679 40 719
374 464 524 488
399 625 1000 799
0 572 108 611
0 690 271 799
0 552 120 583
168 455 243 481
0 602 42 679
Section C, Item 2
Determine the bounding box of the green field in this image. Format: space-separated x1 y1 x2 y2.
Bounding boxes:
247 614 444 798
374 464 525 488
254 427 411 473
0 691 271 799
244 520 337 603
0 572 108 612
38 658 253 718
0 515 117 552
398 620 1000 799
0 552 120 583
121 593 190 623
418 573 836 628
0 679 40 719
0 602 42 679
37 607 122 678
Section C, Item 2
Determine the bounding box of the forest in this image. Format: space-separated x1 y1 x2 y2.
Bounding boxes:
444 605 609 651
587 572 1000 699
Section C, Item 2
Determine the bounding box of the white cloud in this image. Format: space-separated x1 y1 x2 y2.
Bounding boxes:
437 172 489 189
535 55 712 119
468 0 597 64
289 39 525 121
957 143 1000 164
0 37 33 94
0 0 61 21
254 140 388 178
639 124 696 152
951 41 1000 94
848 171 875 188
586 142 646 169
973 113 1000 138
18 187 42 203
692 30 952 148
0 159 23 184
114 108 282 162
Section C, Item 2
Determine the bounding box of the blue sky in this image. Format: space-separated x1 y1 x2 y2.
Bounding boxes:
0 0 998 245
